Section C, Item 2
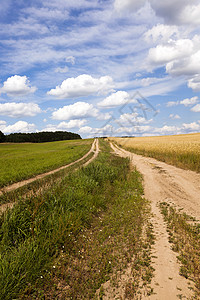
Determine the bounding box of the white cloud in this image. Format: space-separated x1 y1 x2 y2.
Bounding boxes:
167 97 198 108
169 114 181 119
65 56 75 65
2 121 36 134
58 119 87 129
166 50 200 76
0 120 6 131
191 104 200 112
150 0 199 25
98 91 136 108
188 75 200 91
79 126 93 134
182 122 200 131
114 0 146 12
52 101 99 120
154 125 181 135
145 24 179 43
117 113 152 126
47 74 114 99
0 75 37 96
0 102 41 118
179 3 200 25
166 101 179 107
180 96 198 107
148 39 193 65
42 119 87 132
55 66 69 73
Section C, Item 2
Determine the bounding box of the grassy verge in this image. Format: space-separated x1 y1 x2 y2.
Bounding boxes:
0 139 92 188
160 202 200 298
0 139 152 299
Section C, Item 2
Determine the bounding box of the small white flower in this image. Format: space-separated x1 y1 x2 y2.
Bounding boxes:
41 276 43 278
53 265 56 269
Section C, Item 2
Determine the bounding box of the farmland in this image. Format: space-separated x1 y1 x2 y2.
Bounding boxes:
0 139 152 299
0 137 200 299
110 133 200 172
0 139 92 188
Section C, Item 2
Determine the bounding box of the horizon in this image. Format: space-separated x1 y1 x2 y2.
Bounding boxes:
0 0 200 138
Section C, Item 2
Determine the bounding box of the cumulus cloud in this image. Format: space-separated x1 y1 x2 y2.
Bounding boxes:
98 91 136 108
182 122 200 131
191 104 200 112
114 0 146 12
145 24 179 43
166 50 200 76
180 96 198 107
150 0 200 25
0 102 41 118
2 121 36 134
178 3 200 25
0 120 6 131
117 113 152 126
114 0 200 25
0 75 37 96
47 74 114 99
169 114 181 120
167 97 198 108
188 75 200 91
148 39 193 65
42 119 87 132
52 101 99 120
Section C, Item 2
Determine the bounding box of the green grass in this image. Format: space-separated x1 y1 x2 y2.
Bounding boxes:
0 139 152 299
160 202 200 298
0 139 92 188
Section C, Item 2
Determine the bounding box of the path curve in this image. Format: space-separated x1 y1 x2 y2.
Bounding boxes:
0 139 99 214
110 142 198 299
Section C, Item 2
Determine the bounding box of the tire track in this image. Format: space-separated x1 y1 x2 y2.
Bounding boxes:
110 142 196 299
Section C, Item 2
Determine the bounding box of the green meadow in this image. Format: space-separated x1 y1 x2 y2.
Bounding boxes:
0 139 152 299
0 139 92 188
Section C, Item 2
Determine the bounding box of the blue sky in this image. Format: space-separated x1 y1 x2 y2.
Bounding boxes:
0 0 200 138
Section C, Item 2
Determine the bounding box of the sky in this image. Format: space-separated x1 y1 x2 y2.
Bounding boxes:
0 0 200 138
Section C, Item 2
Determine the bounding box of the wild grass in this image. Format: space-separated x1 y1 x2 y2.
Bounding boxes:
0 139 152 299
110 133 200 172
0 139 92 188
160 202 200 298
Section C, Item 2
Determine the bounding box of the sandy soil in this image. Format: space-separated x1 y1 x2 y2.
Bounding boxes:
0 139 99 214
110 142 199 299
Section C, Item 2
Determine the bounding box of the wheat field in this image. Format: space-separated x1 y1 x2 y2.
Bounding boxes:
110 133 200 172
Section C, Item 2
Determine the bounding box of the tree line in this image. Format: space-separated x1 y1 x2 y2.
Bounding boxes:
0 131 81 143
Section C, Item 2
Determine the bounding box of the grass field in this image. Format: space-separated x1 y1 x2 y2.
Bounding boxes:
0 139 92 188
110 133 200 172
0 139 153 299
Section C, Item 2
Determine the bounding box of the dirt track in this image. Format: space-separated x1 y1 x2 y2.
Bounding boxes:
110 142 200 299
0 139 99 214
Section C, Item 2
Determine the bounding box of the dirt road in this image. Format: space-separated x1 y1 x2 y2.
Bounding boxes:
0 139 99 214
110 142 200 299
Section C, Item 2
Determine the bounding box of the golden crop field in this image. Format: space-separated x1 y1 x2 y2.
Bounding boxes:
110 133 200 172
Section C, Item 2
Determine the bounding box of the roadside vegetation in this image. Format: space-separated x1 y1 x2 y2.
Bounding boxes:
0 139 153 299
110 133 200 172
0 139 92 188
160 202 200 298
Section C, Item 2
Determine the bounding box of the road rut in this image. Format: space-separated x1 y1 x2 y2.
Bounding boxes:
110 142 199 299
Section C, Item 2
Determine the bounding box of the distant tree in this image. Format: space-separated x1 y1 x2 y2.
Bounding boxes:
5 131 81 143
0 131 5 143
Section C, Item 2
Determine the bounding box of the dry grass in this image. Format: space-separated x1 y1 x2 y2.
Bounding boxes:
110 133 200 172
